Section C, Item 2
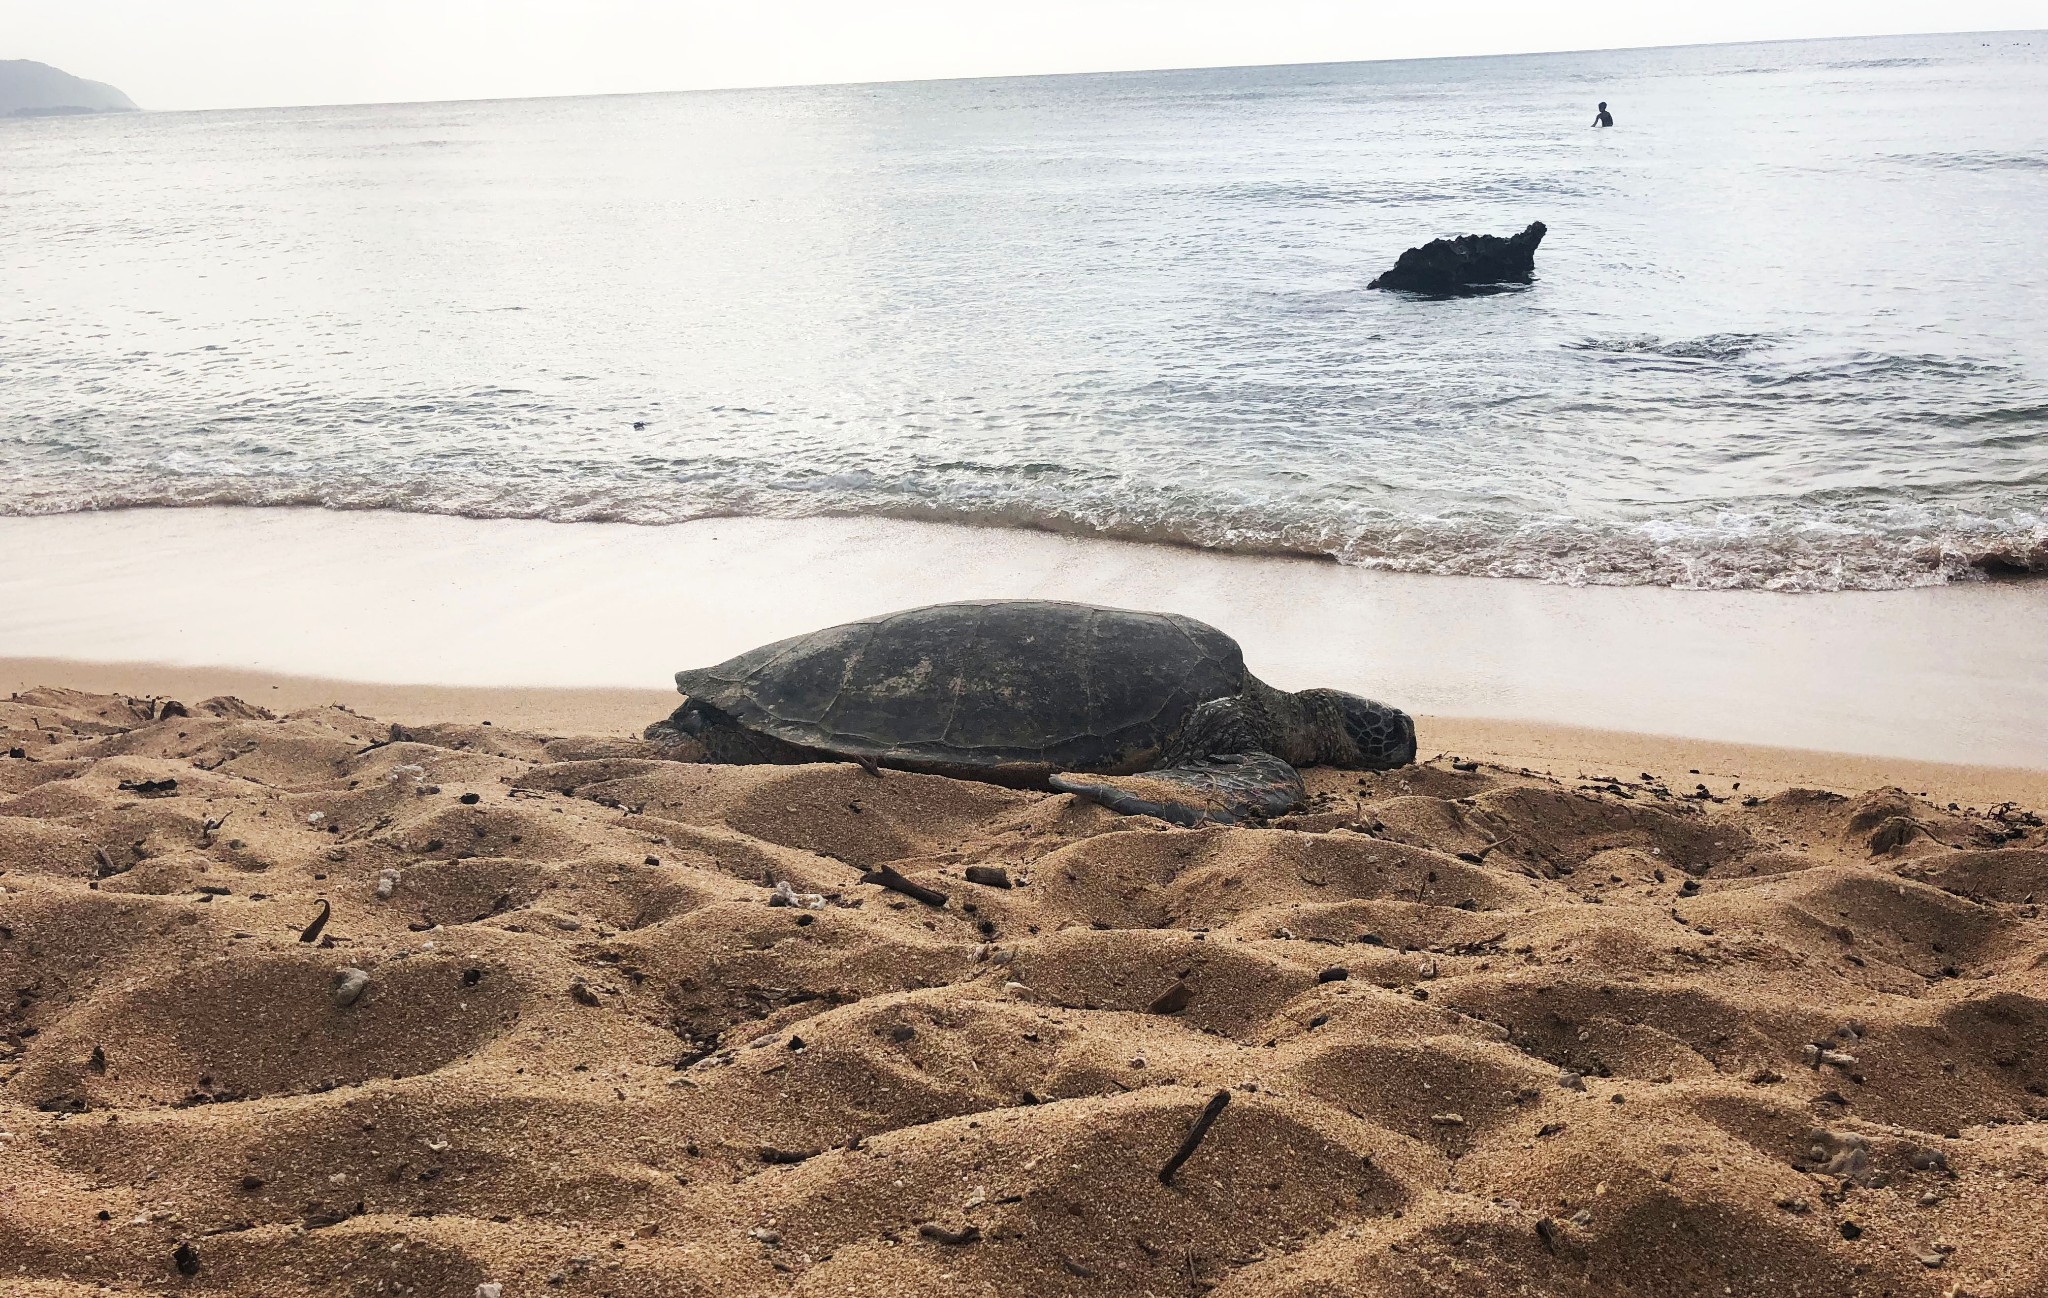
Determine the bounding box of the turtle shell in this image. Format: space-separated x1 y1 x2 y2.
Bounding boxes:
672 600 1247 776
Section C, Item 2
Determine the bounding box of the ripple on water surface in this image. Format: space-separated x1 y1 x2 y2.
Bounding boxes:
2 31 2045 589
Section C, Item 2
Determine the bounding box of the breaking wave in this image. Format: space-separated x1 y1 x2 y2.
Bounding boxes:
4 464 2043 592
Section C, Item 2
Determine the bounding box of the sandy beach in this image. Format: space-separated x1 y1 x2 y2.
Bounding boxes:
7 16 2046 1295
1 507 2045 1296
3 681 2045 1297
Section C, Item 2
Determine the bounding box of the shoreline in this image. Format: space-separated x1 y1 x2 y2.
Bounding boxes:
8 656 2046 810
3 506 2046 772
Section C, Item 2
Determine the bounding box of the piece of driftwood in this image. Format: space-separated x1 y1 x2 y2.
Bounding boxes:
1159 1089 1232 1184
860 864 948 907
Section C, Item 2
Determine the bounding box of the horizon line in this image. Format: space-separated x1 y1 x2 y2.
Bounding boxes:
40 24 2044 118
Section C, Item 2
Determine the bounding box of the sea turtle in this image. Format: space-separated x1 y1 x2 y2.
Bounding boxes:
644 600 1414 826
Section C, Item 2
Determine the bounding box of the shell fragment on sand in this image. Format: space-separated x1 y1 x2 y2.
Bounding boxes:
330 967 370 1008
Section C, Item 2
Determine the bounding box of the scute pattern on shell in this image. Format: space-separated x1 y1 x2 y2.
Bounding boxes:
672 601 1248 775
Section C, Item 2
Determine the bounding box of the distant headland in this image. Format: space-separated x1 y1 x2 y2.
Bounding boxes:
0 59 138 117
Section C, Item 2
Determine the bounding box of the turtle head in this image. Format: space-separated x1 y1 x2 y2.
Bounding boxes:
1298 689 1415 769
642 699 711 759
645 699 709 738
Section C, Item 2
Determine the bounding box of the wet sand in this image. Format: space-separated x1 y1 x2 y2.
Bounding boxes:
3 507 2046 767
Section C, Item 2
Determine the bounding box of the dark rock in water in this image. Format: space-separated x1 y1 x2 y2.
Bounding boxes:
1369 222 1548 295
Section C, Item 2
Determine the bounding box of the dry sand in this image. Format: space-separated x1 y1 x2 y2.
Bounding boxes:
4 684 2046 1297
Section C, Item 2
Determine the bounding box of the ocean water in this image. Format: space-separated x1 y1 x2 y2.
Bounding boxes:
3 31 2045 590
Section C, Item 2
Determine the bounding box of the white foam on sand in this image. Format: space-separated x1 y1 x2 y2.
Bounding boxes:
2 506 2044 768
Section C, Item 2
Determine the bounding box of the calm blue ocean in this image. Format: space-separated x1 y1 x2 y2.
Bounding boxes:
3 30 2044 588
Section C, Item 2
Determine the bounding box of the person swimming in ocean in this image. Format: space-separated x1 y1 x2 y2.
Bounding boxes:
1593 102 1614 127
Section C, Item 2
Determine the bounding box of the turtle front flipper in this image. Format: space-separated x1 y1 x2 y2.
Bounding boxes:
1049 752 1305 827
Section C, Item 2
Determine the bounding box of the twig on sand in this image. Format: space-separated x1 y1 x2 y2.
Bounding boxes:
860 864 948 907
1159 1089 1232 1185
917 1223 981 1246
298 899 331 944
1456 834 1515 865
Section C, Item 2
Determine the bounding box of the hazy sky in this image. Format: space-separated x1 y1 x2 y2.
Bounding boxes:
6 1 2043 110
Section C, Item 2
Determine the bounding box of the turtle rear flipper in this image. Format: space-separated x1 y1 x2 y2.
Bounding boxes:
1050 753 1304 827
